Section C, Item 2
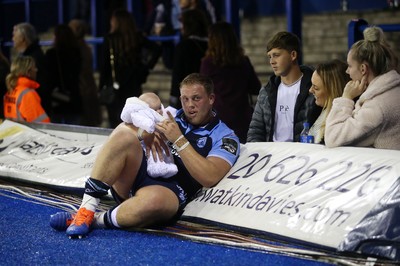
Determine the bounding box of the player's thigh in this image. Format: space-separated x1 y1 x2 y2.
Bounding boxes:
117 185 179 227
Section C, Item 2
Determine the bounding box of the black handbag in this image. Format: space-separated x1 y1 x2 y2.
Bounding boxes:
99 40 119 105
99 84 117 105
52 50 71 104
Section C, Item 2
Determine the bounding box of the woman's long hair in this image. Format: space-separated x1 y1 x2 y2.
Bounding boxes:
205 22 244 67
5 56 35 92
53 24 80 51
316 59 350 138
181 9 209 38
109 8 141 65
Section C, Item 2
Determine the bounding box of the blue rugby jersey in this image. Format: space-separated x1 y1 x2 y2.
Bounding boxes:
169 109 240 198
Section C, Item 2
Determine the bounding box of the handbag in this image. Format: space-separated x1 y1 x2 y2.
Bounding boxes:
99 39 119 105
52 50 71 104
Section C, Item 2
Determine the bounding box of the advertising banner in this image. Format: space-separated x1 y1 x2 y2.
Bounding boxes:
183 142 400 250
1 120 399 258
0 120 108 189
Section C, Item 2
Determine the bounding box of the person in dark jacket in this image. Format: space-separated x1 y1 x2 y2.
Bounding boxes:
0 48 10 119
69 19 102 127
144 0 181 70
170 8 209 109
12 22 52 116
247 31 321 142
100 8 161 128
45 24 82 125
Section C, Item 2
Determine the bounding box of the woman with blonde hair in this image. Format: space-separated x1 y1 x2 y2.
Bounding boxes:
325 26 400 149
3 56 50 123
309 59 350 144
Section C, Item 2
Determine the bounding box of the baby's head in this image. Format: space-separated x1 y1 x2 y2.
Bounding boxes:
139 92 163 115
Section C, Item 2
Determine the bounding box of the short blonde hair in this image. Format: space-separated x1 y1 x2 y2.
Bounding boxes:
180 73 214 95
14 22 37 45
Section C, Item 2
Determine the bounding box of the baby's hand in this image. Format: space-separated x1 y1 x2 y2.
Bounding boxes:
148 132 170 162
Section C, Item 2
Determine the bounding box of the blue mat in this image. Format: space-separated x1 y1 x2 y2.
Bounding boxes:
0 189 336 266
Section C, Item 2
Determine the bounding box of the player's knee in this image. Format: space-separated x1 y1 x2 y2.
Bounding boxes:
111 126 139 147
145 189 178 216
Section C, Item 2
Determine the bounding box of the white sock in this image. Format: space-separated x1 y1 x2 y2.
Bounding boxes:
80 194 100 212
93 211 106 229
110 205 121 228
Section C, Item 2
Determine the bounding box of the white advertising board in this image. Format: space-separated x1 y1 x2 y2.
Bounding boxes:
1 119 399 254
183 142 400 249
0 120 109 189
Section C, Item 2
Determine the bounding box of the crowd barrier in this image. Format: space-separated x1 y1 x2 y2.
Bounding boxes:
0 119 399 261
2 34 180 71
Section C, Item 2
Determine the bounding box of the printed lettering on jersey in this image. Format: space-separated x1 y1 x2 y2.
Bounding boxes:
221 137 238 155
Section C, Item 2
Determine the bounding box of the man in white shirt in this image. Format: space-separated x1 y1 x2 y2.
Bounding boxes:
247 31 321 142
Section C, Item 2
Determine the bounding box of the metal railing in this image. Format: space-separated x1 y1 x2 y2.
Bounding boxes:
347 18 400 49
2 34 181 71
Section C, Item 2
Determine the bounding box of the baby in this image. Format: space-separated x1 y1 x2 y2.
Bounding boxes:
120 92 178 178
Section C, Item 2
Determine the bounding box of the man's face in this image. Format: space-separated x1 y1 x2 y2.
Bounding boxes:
267 48 295 77
12 26 25 52
180 83 214 126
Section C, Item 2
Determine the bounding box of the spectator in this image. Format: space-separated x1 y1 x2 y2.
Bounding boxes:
4 56 50 123
366 25 399 73
102 0 127 36
247 31 321 142
169 8 209 109
12 23 52 116
71 0 91 26
325 26 400 150
309 59 350 144
49 73 240 238
200 22 260 143
145 0 181 70
0 48 10 119
180 0 217 25
45 24 83 125
69 19 102 127
100 8 161 128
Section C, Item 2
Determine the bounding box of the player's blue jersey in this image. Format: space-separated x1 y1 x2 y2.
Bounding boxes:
170 109 240 198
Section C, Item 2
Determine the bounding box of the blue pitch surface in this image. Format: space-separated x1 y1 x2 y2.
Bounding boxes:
0 189 337 266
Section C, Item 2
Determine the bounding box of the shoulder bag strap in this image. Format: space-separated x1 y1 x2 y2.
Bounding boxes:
109 39 119 90
56 50 65 92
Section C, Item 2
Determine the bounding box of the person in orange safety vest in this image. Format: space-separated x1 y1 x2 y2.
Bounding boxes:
4 56 50 123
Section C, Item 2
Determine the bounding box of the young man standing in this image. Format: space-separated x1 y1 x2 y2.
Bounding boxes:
50 73 240 238
247 31 321 142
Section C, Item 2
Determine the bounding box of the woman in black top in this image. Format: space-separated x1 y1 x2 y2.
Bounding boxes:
100 8 161 128
45 24 82 124
0 48 10 119
169 8 209 109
